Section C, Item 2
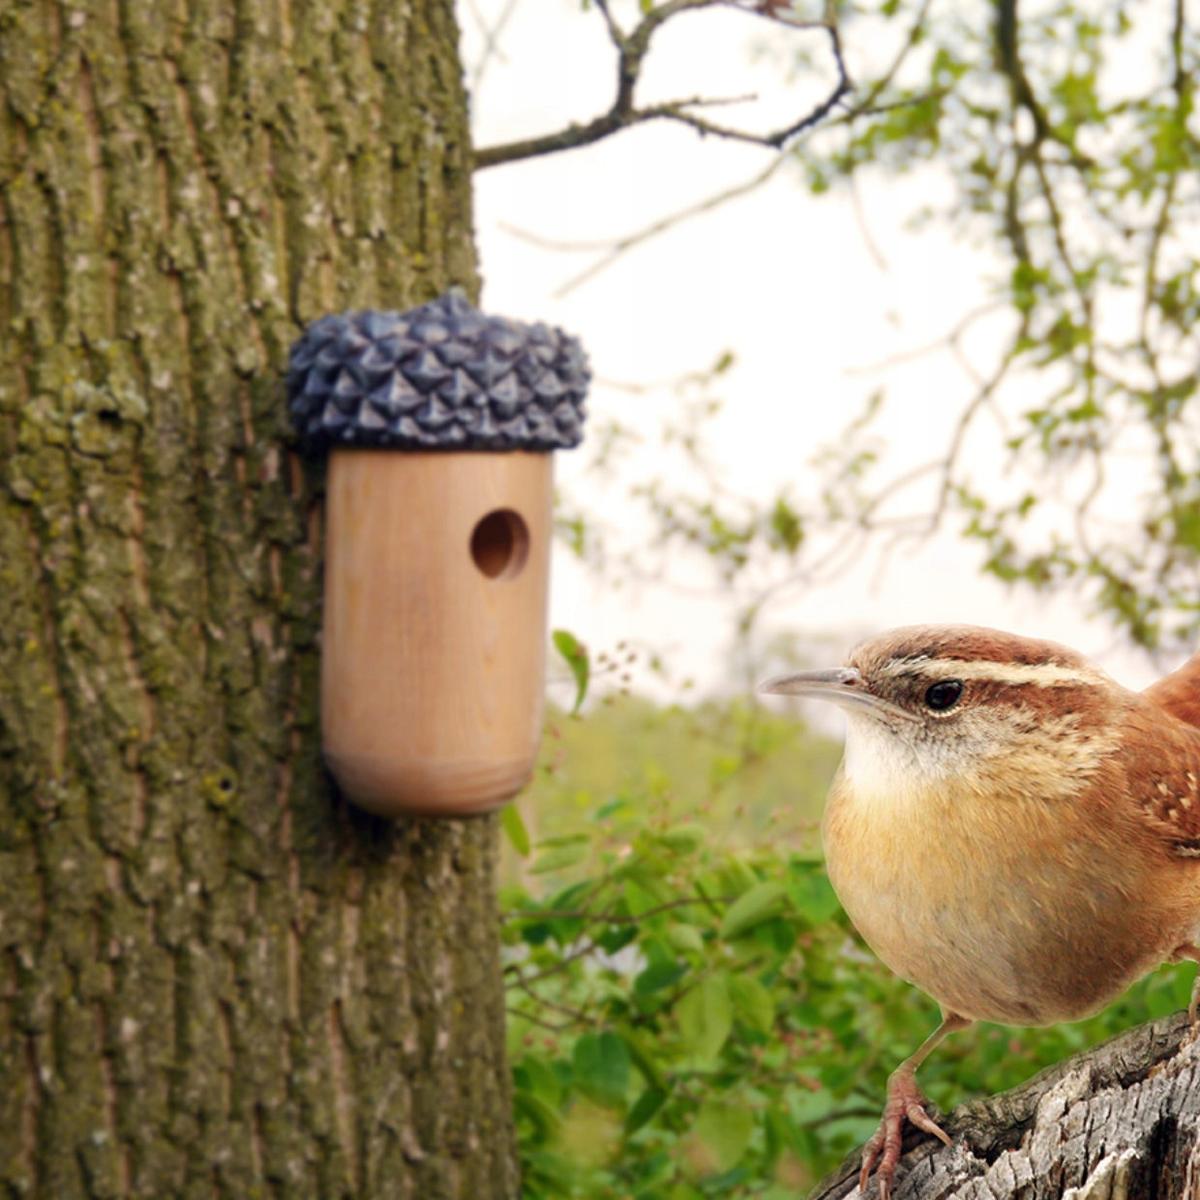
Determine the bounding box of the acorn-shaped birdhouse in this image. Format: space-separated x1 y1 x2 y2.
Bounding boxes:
287 292 589 818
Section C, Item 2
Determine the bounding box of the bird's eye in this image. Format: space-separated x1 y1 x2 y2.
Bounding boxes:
924 679 963 711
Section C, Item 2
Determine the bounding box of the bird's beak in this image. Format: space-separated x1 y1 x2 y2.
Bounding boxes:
758 667 917 722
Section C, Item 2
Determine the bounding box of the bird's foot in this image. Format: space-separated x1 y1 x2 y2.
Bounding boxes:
858 1070 952 1200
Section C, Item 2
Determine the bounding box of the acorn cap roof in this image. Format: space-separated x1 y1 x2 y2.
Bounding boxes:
286 292 590 452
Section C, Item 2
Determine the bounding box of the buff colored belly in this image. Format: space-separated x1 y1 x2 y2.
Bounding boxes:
821 776 1169 1026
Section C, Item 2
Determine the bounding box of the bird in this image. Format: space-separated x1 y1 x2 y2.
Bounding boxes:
760 624 1200 1200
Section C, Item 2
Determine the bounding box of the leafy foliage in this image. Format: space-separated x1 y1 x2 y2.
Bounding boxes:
497 3 1200 1192
795 2 1200 649
801 0 1200 649
549 2 1200 661
503 699 1194 1196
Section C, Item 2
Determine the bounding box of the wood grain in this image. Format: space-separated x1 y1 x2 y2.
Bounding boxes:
322 449 553 816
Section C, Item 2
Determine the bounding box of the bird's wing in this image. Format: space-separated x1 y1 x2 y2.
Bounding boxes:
1144 651 1200 729
1121 698 1200 856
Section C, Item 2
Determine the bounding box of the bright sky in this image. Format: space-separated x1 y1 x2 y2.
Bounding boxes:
460 1 1171 702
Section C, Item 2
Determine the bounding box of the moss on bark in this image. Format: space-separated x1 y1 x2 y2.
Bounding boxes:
0 2 514 1196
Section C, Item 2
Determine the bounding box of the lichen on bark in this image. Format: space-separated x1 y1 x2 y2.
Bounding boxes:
0 2 512 1196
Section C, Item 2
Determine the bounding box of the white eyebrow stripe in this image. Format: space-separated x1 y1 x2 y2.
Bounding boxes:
884 657 1105 688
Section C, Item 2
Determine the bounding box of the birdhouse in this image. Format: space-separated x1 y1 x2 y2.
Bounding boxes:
286 292 590 818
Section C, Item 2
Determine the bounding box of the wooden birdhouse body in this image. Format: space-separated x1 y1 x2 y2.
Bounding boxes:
322 451 553 815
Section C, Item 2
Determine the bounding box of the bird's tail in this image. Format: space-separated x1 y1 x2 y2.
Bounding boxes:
1143 651 1200 728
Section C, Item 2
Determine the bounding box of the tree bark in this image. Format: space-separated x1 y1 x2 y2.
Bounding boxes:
813 1013 1200 1200
0 3 517 1197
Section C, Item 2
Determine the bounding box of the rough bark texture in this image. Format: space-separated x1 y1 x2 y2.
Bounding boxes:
814 1013 1200 1200
0 3 517 1197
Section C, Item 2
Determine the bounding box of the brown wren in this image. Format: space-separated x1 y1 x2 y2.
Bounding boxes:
761 624 1200 1200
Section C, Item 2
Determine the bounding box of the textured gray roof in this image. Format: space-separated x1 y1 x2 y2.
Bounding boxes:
286 292 590 452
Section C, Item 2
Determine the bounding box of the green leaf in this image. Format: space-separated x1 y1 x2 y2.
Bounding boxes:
667 923 705 955
625 1086 667 1135
787 869 841 924
787 1087 836 1125
516 1056 563 1109
654 824 705 853
501 804 531 857
623 878 664 916
512 920 552 946
720 881 787 940
729 975 775 1035
513 1089 562 1140
572 1031 631 1109
597 924 638 954
714 859 758 897
635 959 687 996
595 794 631 820
553 628 590 715
753 916 798 955
677 975 732 1063
537 832 589 848
768 495 804 554
530 841 588 874
691 1100 754 1172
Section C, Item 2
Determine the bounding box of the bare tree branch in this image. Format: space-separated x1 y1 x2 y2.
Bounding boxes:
491 0 936 296
473 0 851 169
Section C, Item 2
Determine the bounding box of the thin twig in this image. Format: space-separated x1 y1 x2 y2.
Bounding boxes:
593 0 625 49
506 1007 574 1033
845 304 1003 376
474 1 851 169
505 939 601 986
510 975 595 1025
552 155 790 297
467 0 522 96
848 173 888 271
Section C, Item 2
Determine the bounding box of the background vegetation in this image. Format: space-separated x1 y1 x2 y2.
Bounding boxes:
473 0 1200 1195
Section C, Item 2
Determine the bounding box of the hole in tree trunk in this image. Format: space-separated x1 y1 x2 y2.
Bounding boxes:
470 508 529 580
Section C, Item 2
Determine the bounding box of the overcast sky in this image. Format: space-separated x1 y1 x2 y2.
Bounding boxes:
459 0 1170 703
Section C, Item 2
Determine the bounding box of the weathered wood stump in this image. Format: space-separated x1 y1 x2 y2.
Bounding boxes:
813 1014 1200 1199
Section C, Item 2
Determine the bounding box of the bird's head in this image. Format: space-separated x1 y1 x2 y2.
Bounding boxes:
760 625 1123 798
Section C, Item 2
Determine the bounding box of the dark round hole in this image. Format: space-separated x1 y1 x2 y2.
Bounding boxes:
470 509 530 580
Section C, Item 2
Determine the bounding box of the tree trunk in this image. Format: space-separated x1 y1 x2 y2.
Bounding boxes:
813 1014 1200 1200
0 3 517 1197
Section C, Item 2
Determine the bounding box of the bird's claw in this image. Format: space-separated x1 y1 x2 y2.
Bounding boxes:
858 1071 951 1200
